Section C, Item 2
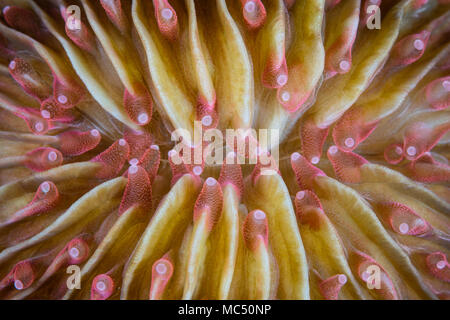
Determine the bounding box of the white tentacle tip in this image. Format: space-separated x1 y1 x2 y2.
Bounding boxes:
128 165 138 175
205 177 217 186
48 151 58 162
296 191 305 200
413 39 424 51
310 156 320 164
201 115 212 127
57 95 68 104
344 137 355 148
253 210 266 220
41 182 51 193
338 274 347 285
14 280 24 290
436 260 446 270
34 122 44 132
244 1 256 13
193 166 203 176
69 247 80 259
9 60 16 70
339 60 351 72
399 223 409 234
96 281 106 292
406 146 417 157
291 152 301 161
138 113 149 124
156 262 168 275
281 91 290 102
277 74 288 86
328 146 338 155
161 8 173 20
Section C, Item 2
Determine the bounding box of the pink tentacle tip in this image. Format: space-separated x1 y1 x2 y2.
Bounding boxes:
325 55 352 80
376 202 431 236
149 257 174 300
262 56 288 89
91 274 115 300
197 96 218 129
40 98 75 123
119 165 152 215
9 57 51 102
40 236 90 281
325 23 358 79
66 238 90 265
243 209 268 251
153 0 179 40
384 143 404 164
332 108 378 152
294 190 325 230
7 181 59 225
53 77 85 109
124 84 153 126
57 130 101 157
390 30 430 68
425 76 450 110
299 119 330 165
277 64 310 112
241 0 267 30
2 6 44 41
403 122 450 161
218 152 244 198
319 274 347 300
100 0 128 33
15 107 51 135
352 250 399 300
139 145 160 182
91 139 130 179
0 260 35 291
426 252 449 282
124 128 153 160
290 152 326 190
405 153 450 183
24 147 63 172
327 146 368 183
193 177 223 232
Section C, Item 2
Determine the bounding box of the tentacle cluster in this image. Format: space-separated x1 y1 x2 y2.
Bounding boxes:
0 0 448 300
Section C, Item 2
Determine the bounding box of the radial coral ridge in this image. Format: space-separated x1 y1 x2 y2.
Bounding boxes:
0 0 448 301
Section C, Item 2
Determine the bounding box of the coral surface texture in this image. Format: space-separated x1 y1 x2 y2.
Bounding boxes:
0 0 449 300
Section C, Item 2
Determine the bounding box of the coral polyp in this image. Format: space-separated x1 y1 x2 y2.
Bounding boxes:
0 0 449 300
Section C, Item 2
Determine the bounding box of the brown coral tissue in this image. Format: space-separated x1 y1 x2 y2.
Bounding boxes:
0 0 449 301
